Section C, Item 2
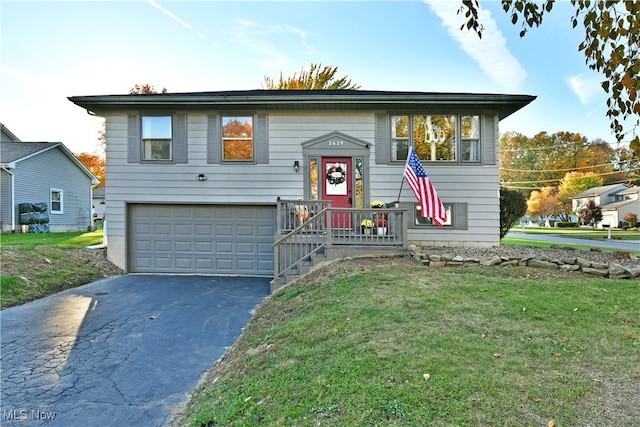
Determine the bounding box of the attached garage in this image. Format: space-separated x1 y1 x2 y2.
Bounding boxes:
128 204 276 275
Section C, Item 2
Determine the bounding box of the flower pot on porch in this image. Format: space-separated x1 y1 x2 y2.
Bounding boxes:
362 227 373 235
377 227 387 236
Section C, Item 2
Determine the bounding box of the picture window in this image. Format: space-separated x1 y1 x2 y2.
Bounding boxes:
390 114 481 163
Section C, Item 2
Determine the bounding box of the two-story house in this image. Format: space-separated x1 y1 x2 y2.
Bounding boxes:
572 184 640 228
69 90 535 281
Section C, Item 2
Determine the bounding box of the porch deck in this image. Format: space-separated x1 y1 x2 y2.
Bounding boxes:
274 199 408 287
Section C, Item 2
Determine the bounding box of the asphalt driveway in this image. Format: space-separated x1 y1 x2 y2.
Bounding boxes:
1 275 270 426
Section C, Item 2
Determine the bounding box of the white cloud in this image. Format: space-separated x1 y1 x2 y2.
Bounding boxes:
0 64 54 88
423 0 526 91
567 73 602 106
232 19 322 70
147 0 193 30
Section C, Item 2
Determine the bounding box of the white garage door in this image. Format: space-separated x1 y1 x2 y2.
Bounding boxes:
129 204 275 275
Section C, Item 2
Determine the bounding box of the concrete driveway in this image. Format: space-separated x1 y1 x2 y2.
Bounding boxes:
0 275 270 426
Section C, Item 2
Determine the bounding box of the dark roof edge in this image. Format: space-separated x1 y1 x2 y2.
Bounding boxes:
68 90 536 120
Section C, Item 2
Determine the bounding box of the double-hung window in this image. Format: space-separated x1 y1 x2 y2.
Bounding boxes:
50 189 63 214
390 114 481 163
222 116 253 161
461 115 480 162
142 115 172 161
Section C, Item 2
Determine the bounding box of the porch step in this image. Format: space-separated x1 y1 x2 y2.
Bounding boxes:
271 246 404 293
273 252 326 292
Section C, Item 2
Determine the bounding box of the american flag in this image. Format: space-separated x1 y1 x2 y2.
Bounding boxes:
404 147 447 226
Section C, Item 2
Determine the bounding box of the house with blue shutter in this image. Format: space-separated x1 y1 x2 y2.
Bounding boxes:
69 90 535 286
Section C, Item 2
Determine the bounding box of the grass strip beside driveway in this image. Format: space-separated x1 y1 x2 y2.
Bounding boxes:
175 259 640 426
0 231 106 309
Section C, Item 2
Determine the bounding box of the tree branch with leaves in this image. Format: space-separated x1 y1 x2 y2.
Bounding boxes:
459 0 639 155
262 64 360 90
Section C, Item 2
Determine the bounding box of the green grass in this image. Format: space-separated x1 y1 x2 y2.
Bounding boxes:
0 230 106 308
514 226 640 241
175 261 640 427
0 229 104 248
502 235 640 255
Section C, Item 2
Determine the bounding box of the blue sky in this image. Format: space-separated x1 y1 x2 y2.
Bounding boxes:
0 0 624 154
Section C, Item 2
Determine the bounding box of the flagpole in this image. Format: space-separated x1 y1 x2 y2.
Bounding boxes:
395 148 411 206
396 177 404 206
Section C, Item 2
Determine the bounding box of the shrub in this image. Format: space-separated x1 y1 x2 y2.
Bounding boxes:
499 188 527 239
623 212 637 228
554 222 578 228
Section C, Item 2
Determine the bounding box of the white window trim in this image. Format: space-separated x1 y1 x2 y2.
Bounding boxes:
413 203 452 227
141 115 173 162
390 114 482 164
221 115 255 162
50 188 63 214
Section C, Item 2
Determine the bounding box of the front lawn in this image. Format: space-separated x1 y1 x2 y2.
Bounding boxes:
174 259 640 426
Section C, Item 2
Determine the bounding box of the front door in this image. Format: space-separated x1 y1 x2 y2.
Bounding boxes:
322 157 352 228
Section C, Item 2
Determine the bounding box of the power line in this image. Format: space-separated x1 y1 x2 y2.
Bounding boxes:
500 176 639 190
499 137 632 152
500 162 631 173
500 167 640 184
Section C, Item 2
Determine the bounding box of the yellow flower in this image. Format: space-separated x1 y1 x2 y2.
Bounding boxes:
370 200 385 208
360 219 375 228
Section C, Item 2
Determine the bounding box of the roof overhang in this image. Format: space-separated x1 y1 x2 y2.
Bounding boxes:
69 90 536 121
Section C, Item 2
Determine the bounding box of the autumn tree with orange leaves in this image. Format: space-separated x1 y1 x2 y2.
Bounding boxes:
76 152 106 188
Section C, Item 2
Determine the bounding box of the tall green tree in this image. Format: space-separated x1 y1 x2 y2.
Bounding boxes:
460 1 639 153
262 64 360 90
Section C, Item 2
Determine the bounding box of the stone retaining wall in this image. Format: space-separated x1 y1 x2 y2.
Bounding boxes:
408 245 640 279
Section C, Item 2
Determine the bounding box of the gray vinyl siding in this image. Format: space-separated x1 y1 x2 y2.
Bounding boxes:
103 108 503 266
11 148 93 231
0 168 12 231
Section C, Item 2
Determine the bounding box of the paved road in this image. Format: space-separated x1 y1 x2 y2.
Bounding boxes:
1 275 270 426
507 231 640 252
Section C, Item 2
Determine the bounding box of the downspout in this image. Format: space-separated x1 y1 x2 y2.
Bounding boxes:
2 166 15 232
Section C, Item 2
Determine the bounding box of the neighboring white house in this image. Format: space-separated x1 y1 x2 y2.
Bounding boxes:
572 184 640 228
92 186 106 220
1 124 99 233
69 89 535 276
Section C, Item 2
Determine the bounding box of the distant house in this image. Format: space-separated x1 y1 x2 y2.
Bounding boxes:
69 89 535 277
572 184 640 228
92 186 105 220
1 124 99 232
